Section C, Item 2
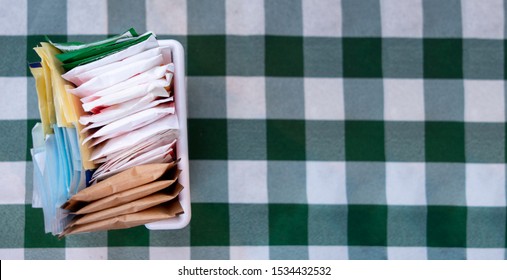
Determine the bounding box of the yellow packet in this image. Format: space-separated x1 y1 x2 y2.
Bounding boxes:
28 65 52 135
34 47 69 127
42 42 78 126
33 47 57 126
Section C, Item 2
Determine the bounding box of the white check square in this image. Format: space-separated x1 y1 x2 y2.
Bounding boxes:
384 79 424 121
306 161 346 204
467 248 505 260
226 77 266 119
466 164 506 207
150 247 191 260
462 0 504 39
230 246 269 260
381 0 423 37
146 0 187 35
388 247 427 260
67 0 107 35
386 162 426 205
308 246 348 260
464 80 505 122
0 162 26 204
302 0 342 37
226 0 265 35
0 78 27 120
0 0 27 35
304 78 344 120
0 249 24 260
228 161 268 203
66 247 107 260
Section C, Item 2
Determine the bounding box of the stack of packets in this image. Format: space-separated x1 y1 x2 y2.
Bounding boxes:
60 162 183 237
29 28 184 236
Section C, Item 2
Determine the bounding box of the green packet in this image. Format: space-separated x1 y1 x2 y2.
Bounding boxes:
49 28 138 54
61 32 154 71
54 28 141 63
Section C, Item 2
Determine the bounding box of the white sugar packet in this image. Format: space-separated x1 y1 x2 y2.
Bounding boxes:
96 129 178 165
91 139 177 181
67 54 164 98
80 64 172 104
82 104 175 145
81 78 170 112
61 33 158 85
74 47 167 85
90 114 179 161
92 147 174 182
79 96 173 128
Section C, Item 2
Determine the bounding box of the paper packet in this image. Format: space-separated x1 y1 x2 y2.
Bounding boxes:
67 54 164 98
62 162 178 211
74 47 166 85
60 32 155 71
62 34 159 84
81 78 170 113
83 104 175 146
90 115 179 160
69 185 183 226
79 65 172 107
60 201 184 237
29 64 52 135
93 136 177 177
75 179 182 215
80 97 173 131
91 141 176 181
50 28 138 53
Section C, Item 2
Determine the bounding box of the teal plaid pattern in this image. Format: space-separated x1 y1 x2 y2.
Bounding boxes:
0 0 506 260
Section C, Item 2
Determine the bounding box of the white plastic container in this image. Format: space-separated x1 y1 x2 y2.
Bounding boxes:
145 40 191 230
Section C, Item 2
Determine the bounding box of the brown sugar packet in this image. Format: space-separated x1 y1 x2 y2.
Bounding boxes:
69 183 184 227
75 172 181 215
62 161 179 211
60 200 184 237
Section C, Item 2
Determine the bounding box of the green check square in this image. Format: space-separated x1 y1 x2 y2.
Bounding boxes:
226 36 265 76
343 38 382 78
306 120 345 161
308 205 347 245
191 203 230 246
465 123 504 163
228 120 267 160
107 226 149 247
188 119 227 160
24 205 65 248
424 39 463 79
265 36 304 77
387 206 426 247
348 205 387 246
0 36 26 77
0 205 24 248
425 121 465 163
229 204 269 245
0 120 27 162
467 207 506 248
463 39 503 80
188 35 226 76
269 204 308 245
267 120 306 160
304 37 342 77
427 206 467 248
345 121 385 161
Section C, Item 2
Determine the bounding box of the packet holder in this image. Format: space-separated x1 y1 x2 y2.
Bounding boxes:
144 40 190 230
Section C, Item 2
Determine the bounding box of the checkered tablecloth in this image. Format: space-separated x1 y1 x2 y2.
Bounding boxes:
1 0 507 260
